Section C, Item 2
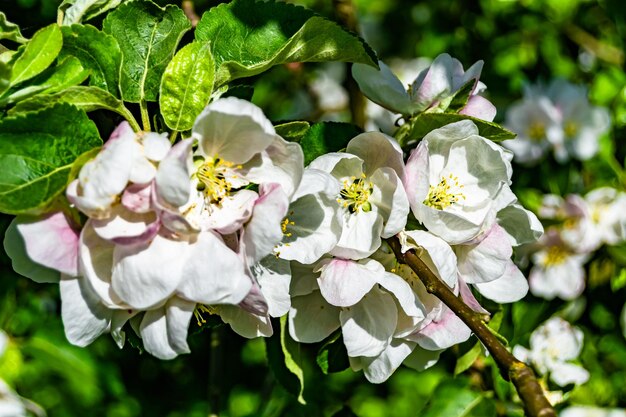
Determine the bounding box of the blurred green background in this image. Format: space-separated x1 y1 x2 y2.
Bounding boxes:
1 0 626 416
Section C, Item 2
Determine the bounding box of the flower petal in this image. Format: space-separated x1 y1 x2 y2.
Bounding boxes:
317 258 382 307
352 60 414 114
460 94 496 121
403 346 442 371
369 167 409 238
410 307 472 350
288 290 340 343
474 261 529 303
330 210 384 260
347 132 405 178
92 204 160 246
253 255 291 317
155 138 194 208
220 305 273 338
357 339 416 384
456 224 512 284
122 183 153 213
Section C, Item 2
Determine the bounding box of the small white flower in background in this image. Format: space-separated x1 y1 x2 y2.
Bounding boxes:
513 317 589 387
528 229 590 300
561 406 626 417
308 131 409 259
403 120 513 245
353 53 496 121
504 79 610 164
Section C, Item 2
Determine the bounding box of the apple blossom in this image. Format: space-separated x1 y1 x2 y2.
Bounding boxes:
403 120 513 245
513 317 589 386
561 406 626 417
308 131 409 259
352 53 496 120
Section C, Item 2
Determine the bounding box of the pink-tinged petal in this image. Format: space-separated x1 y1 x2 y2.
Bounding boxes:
340 287 397 358
4 217 60 283
400 230 458 288
403 346 442 371
288 290 340 343
458 278 489 314
242 184 289 266
347 132 405 178
112 234 187 309
330 210 384 260
289 261 320 297
60 275 112 347
206 189 257 235
456 224 512 284
155 138 194 208
410 307 472 350
238 281 269 316
142 132 171 161
79 221 127 308
92 204 160 246
122 183 153 213
220 305 273 338
370 167 409 238
403 141 431 212
474 261 529 303
308 152 359 174
411 53 456 110
253 255 291 317
159 210 199 236
376 272 426 318
317 258 382 307
129 150 156 185
352 60 414 114
194 97 275 164
178 231 252 305
460 95 496 121
357 339 417 384
14 212 79 276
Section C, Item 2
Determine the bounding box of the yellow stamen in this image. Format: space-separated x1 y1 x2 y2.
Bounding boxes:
527 122 546 141
564 121 578 138
337 175 373 213
542 246 568 267
193 304 219 326
423 174 466 210
194 156 237 204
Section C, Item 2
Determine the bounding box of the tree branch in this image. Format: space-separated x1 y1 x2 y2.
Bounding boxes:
386 235 556 417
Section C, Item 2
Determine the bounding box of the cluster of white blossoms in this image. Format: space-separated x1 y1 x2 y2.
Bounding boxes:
524 188 626 300
4 74 542 382
4 98 304 359
280 118 542 383
513 317 589 389
503 79 610 164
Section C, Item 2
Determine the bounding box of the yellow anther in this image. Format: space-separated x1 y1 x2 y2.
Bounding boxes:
193 304 219 326
564 121 578 138
338 175 373 213
194 155 236 204
527 122 546 141
542 246 568 267
423 174 466 210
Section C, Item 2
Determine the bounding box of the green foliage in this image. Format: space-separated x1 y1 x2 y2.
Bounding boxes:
160 41 215 131
0 104 102 214
0 12 27 44
8 24 62 86
265 316 306 404
195 0 377 87
300 122 362 165
103 0 191 103
316 330 350 374
420 381 494 417
59 24 122 96
275 121 311 143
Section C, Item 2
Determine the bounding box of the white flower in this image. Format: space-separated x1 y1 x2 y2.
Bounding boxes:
529 229 589 300
513 317 589 386
353 53 495 120
404 120 513 244
561 406 626 417
309 132 409 259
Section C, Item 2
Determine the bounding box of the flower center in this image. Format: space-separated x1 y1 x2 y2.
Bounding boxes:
543 246 568 267
564 121 578 138
194 156 239 204
194 304 219 327
423 174 465 210
527 122 546 141
338 174 373 213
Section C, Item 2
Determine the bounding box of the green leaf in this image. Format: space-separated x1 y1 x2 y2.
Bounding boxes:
447 80 476 113
0 12 27 44
195 0 377 86
59 0 125 25
59 24 122 96
9 24 63 86
454 343 482 376
9 86 137 130
0 103 102 214
316 330 350 374
420 381 487 417
405 113 516 143
275 121 310 143
223 84 254 101
0 59 10 96
103 0 191 103
611 268 626 292
331 406 359 417
159 40 215 131
265 316 306 404
300 122 362 165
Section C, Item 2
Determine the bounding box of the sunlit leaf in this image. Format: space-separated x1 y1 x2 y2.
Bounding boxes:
59 0 125 25
0 12 27 44
9 24 62 86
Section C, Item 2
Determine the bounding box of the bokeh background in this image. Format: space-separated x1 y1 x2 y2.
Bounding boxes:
1 0 625 416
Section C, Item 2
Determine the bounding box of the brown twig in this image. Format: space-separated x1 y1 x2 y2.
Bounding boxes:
563 23 624 66
182 0 200 27
387 236 556 417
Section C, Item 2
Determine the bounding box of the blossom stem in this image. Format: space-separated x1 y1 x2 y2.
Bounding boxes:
387 235 557 417
140 99 151 132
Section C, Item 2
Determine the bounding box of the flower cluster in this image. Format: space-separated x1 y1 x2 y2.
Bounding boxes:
503 79 610 164
5 98 304 359
524 188 626 300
